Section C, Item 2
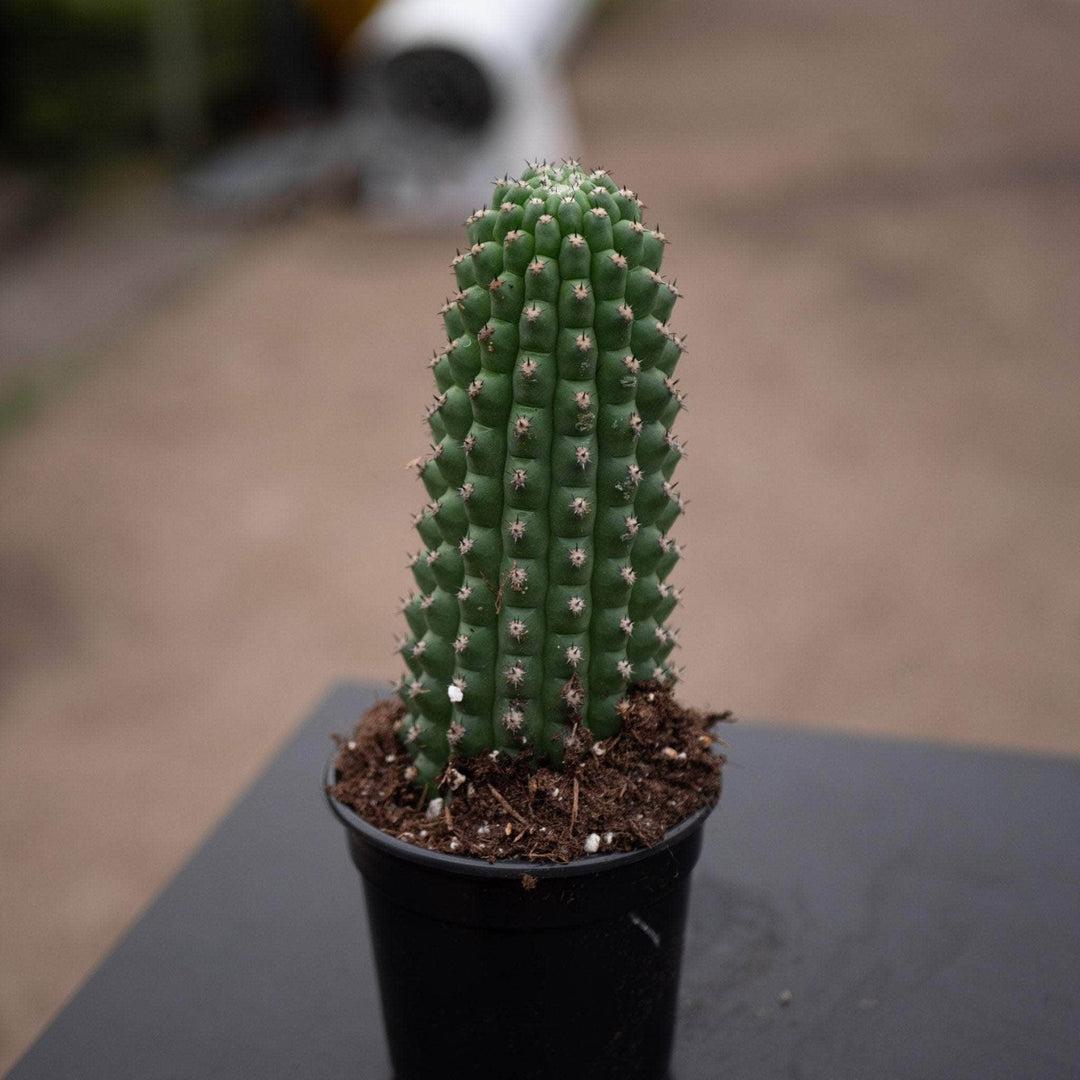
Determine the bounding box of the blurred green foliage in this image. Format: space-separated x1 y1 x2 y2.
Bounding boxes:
1 0 263 165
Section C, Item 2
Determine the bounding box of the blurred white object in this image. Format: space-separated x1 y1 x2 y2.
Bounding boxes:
182 0 596 221
351 0 597 218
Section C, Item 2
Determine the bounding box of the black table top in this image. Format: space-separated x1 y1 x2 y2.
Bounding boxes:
9 684 1080 1079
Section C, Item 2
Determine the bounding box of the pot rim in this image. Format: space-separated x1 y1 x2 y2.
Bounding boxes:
324 756 716 880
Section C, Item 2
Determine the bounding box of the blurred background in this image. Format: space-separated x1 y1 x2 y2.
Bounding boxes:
1 0 1078 1070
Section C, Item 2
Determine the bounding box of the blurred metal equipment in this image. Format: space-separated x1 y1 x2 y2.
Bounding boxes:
352 0 597 217
182 0 597 220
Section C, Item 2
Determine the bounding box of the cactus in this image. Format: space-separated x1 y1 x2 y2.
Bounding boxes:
397 161 687 788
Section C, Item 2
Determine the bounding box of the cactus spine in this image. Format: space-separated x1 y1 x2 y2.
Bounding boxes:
398 162 686 787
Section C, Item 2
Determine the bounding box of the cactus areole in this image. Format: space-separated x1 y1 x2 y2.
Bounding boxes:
398 162 687 791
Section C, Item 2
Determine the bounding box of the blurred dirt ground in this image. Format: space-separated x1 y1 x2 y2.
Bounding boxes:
2 0 1079 1071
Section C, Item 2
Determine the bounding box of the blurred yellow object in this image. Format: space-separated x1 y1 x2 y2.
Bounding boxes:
303 0 383 52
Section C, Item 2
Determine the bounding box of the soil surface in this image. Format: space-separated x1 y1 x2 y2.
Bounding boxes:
329 683 729 861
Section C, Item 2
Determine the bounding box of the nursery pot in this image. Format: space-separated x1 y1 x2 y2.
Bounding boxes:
325 761 715 1080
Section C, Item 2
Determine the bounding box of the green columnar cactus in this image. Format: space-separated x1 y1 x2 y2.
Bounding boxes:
398 161 686 788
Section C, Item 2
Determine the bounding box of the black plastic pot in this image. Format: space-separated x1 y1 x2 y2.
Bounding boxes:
325 761 716 1080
